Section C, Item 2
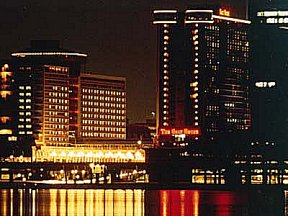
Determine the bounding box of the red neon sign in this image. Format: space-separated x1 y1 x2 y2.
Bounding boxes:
159 127 200 136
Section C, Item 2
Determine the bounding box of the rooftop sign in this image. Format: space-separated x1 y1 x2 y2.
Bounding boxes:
219 8 230 17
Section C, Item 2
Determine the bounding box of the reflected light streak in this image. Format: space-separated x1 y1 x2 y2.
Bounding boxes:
67 190 75 216
1 190 7 216
161 191 168 216
95 189 104 215
105 189 114 215
76 190 85 216
59 190 67 216
180 190 185 216
114 189 125 216
126 189 134 216
193 191 200 216
19 189 23 216
10 189 14 216
49 189 57 216
86 190 94 216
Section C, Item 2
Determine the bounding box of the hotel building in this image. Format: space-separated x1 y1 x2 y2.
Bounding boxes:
153 8 251 148
11 40 86 148
7 40 128 160
249 1 288 153
78 73 126 142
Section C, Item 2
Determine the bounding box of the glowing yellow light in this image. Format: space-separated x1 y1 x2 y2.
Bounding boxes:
0 129 12 135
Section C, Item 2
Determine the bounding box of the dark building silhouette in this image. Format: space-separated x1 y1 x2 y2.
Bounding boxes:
153 8 251 149
249 0 288 154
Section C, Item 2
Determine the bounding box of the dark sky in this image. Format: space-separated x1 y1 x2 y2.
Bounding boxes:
0 0 246 122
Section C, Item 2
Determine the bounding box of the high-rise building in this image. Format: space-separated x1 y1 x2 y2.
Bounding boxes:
0 63 18 156
6 40 128 157
78 73 127 142
11 40 87 149
153 8 251 148
249 1 288 153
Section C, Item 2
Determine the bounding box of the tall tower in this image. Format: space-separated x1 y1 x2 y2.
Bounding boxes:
153 8 251 148
249 1 288 154
11 40 87 150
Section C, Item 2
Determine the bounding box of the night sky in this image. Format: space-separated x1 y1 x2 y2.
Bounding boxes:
0 0 246 122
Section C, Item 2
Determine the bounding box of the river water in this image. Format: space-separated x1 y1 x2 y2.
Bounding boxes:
0 189 286 215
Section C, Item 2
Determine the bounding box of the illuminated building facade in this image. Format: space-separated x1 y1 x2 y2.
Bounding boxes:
0 63 17 156
78 74 127 142
249 1 288 153
32 141 146 163
11 40 87 151
153 9 251 147
7 40 128 158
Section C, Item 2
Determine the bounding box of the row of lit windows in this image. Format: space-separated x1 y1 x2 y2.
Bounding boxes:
18 124 32 128
81 126 125 132
82 114 125 120
48 105 68 110
205 111 220 117
207 42 220 48
81 95 125 102
19 86 31 90
46 111 69 117
207 105 219 111
45 124 68 129
48 92 69 98
81 107 125 114
45 130 68 135
81 101 125 108
81 113 125 120
19 112 31 116
46 118 69 123
205 25 220 31
19 105 31 109
82 89 125 96
80 132 125 138
47 66 68 72
46 137 68 142
19 131 33 135
229 56 248 63
82 108 125 114
82 120 125 126
52 86 68 91
19 67 31 71
19 99 31 103
47 98 69 104
19 92 31 97
19 118 31 122
207 128 218 132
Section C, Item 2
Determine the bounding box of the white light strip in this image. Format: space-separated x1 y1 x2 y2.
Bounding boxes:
185 20 214 24
212 15 251 24
153 10 177 14
257 11 288 17
153 21 177 24
279 26 288 30
11 52 88 57
185 10 213 13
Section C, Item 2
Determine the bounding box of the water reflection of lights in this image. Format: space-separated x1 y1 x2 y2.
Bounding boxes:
0 189 145 216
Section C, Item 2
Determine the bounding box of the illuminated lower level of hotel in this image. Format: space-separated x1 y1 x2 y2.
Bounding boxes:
32 142 147 163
